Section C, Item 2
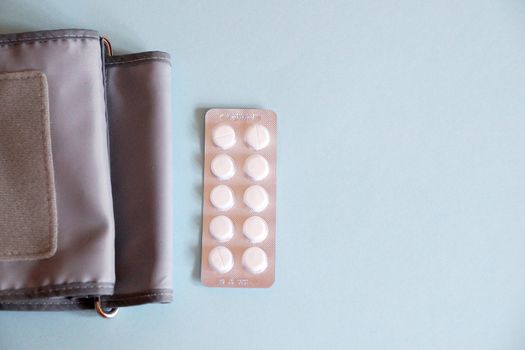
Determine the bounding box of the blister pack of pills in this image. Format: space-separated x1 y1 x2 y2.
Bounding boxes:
201 109 276 288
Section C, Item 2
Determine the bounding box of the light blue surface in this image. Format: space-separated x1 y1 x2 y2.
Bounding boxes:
2 0 525 349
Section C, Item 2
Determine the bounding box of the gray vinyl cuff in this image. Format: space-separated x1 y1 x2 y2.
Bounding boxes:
0 29 116 309
0 30 173 312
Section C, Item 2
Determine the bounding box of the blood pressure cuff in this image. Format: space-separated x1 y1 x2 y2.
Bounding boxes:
0 29 173 313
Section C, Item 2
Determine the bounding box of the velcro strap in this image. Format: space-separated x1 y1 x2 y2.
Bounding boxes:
0 71 57 260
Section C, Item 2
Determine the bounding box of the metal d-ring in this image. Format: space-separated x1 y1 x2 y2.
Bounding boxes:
101 36 113 56
95 297 119 319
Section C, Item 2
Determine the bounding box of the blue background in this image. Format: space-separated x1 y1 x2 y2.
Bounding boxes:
2 0 525 349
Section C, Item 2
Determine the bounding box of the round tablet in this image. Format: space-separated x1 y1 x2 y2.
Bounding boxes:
209 215 234 242
212 124 236 149
208 246 234 273
243 154 269 181
244 124 270 150
242 247 268 274
210 184 235 211
242 216 269 243
211 154 235 180
243 185 269 212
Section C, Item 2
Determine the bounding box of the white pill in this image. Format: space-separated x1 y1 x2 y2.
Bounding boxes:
210 184 235 211
242 247 268 274
243 154 269 181
242 216 269 243
211 154 235 180
212 125 236 149
245 124 270 150
209 215 234 242
243 185 269 212
208 246 234 273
